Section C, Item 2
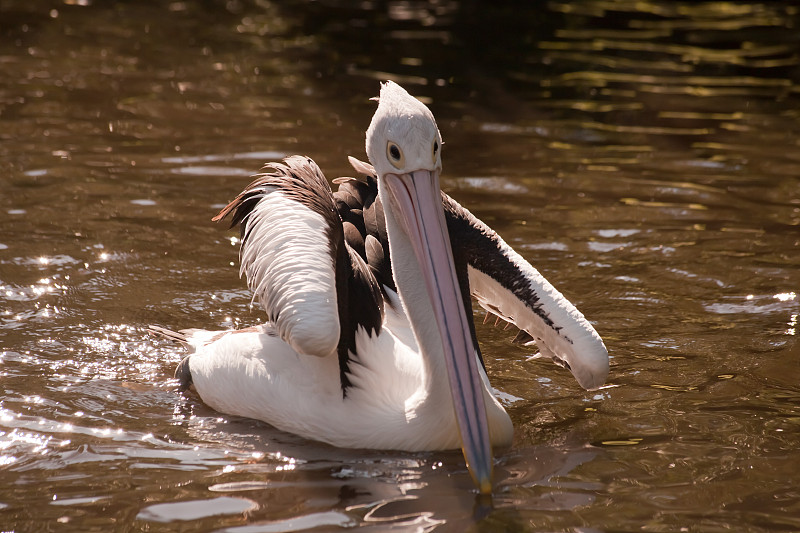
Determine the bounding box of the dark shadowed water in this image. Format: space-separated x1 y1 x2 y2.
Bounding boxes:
1 1 799 531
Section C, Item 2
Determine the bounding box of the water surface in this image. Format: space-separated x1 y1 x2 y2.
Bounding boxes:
1 1 799 531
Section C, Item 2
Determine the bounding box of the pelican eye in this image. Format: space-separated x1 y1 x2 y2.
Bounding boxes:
433 140 439 157
387 141 404 169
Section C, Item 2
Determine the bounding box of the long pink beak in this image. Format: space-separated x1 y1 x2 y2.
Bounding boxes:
384 169 494 494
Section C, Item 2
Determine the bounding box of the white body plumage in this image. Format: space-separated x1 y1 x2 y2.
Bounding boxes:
187 289 514 452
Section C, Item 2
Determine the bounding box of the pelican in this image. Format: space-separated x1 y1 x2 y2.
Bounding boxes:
153 81 608 494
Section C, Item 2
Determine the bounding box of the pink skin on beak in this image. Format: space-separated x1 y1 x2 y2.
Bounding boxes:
384 169 494 495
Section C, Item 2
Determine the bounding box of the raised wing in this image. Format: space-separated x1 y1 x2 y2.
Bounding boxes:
214 156 383 391
442 195 609 390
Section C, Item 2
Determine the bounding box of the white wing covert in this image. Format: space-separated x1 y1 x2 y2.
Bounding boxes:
215 156 341 358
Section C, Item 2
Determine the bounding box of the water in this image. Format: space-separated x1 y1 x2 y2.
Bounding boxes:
1 1 798 531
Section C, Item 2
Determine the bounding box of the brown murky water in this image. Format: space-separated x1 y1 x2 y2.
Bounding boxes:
2 1 799 531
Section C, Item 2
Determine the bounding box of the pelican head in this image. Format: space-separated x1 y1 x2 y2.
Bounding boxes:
365 81 495 494
366 81 443 178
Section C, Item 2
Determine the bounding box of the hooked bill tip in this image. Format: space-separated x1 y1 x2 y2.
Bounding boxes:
477 476 493 495
463 446 494 495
